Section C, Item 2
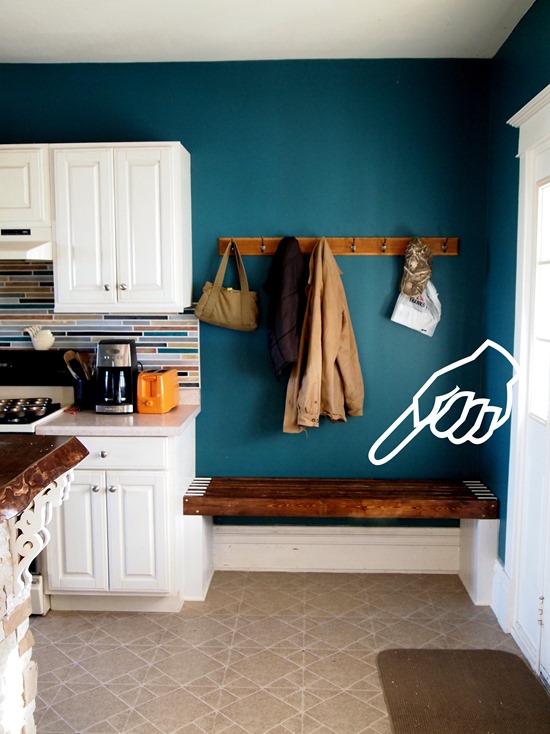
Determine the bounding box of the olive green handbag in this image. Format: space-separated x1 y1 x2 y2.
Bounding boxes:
195 241 259 331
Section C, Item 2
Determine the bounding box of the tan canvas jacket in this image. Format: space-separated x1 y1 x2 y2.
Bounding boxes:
283 237 364 433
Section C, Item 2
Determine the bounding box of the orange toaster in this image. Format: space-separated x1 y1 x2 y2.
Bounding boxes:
137 368 179 414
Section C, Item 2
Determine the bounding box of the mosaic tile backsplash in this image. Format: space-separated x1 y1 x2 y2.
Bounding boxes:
0 262 200 388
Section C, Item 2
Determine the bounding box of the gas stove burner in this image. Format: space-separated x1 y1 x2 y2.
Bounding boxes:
25 405 48 416
0 397 52 405
4 409 27 420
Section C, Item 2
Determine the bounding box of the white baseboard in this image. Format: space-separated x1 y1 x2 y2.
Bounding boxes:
492 562 538 672
512 622 539 672
213 525 460 573
50 594 184 613
491 559 514 632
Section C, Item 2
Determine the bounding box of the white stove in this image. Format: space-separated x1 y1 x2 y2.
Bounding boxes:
0 396 67 433
0 350 74 433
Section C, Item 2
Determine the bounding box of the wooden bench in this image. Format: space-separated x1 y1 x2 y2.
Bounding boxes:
183 476 499 520
181 476 499 604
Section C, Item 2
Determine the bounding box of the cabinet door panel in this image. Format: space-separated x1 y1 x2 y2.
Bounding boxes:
107 471 171 593
0 146 50 224
53 148 117 309
115 147 178 307
45 471 109 592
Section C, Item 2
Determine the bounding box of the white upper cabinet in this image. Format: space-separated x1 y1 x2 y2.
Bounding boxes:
52 142 192 313
0 145 51 226
0 145 53 258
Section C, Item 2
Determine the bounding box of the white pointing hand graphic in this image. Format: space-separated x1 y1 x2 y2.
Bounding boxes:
368 340 520 466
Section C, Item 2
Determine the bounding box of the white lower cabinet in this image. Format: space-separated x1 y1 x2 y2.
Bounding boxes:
43 426 196 612
46 469 170 594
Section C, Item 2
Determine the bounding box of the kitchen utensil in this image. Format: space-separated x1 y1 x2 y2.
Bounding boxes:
76 351 91 380
64 350 86 381
63 352 79 380
23 326 55 350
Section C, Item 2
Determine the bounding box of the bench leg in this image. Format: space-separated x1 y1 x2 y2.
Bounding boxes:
459 519 499 605
183 515 214 601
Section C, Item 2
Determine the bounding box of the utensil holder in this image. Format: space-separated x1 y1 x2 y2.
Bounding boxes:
73 379 96 410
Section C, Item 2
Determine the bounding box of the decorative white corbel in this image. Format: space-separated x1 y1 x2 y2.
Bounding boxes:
11 469 74 594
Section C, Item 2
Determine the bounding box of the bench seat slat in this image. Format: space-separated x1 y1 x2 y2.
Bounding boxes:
183 477 499 520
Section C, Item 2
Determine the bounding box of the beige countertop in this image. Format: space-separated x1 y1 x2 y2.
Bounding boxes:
36 402 200 437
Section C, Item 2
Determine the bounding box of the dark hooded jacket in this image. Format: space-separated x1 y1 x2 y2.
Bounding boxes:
264 236 308 378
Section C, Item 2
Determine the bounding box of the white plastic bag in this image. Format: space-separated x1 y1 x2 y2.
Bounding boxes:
391 280 441 337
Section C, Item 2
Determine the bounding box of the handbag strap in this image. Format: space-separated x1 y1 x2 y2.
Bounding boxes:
212 240 250 293
201 240 252 322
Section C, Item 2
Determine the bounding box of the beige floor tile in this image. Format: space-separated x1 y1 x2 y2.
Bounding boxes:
215 689 298 733
236 617 304 647
306 618 373 649
152 647 224 686
305 651 377 689
305 691 384 733
376 619 445 647
49 685 129 732
77 647 147 684
228 648 301 687
32 571 524 734
134 688 214 733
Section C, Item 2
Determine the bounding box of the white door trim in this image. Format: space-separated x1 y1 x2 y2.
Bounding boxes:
503 83 550 658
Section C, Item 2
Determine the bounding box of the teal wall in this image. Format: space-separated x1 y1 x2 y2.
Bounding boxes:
1 4 547 550
483 0 550 558
0 59 492 484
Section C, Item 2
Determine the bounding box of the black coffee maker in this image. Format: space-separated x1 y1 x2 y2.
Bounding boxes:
95 339 138 414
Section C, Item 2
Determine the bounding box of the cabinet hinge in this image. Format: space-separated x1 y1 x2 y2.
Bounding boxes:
538 595 545 626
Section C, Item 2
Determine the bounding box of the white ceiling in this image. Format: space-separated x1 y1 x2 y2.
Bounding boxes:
0 0 536 64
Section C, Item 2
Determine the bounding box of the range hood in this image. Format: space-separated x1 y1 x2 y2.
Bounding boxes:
0 227 53 260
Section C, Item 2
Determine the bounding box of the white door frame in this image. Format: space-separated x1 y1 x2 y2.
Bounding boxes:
492 84 550 639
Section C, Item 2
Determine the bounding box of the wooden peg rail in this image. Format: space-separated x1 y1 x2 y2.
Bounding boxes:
218 237 459 257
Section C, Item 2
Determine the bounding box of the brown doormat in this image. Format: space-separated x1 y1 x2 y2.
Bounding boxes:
377 649 550 734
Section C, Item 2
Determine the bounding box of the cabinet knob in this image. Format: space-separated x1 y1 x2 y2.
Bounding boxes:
91 485 100 493
119 283 128 291
100 450 108 458
104 284 111 291
108 485 117 493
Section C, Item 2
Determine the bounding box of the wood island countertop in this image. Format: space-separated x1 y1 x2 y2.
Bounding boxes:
0 435 89 522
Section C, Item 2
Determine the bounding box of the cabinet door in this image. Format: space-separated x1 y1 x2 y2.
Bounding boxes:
106 471 171 593
53 147 118 310
114 146 183 310
45 471 109 592
0 146 50 225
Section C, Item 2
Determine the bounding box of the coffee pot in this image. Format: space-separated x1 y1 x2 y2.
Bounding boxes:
95 339 138 414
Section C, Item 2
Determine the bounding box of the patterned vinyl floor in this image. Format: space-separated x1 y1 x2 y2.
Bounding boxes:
31 571 523 734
